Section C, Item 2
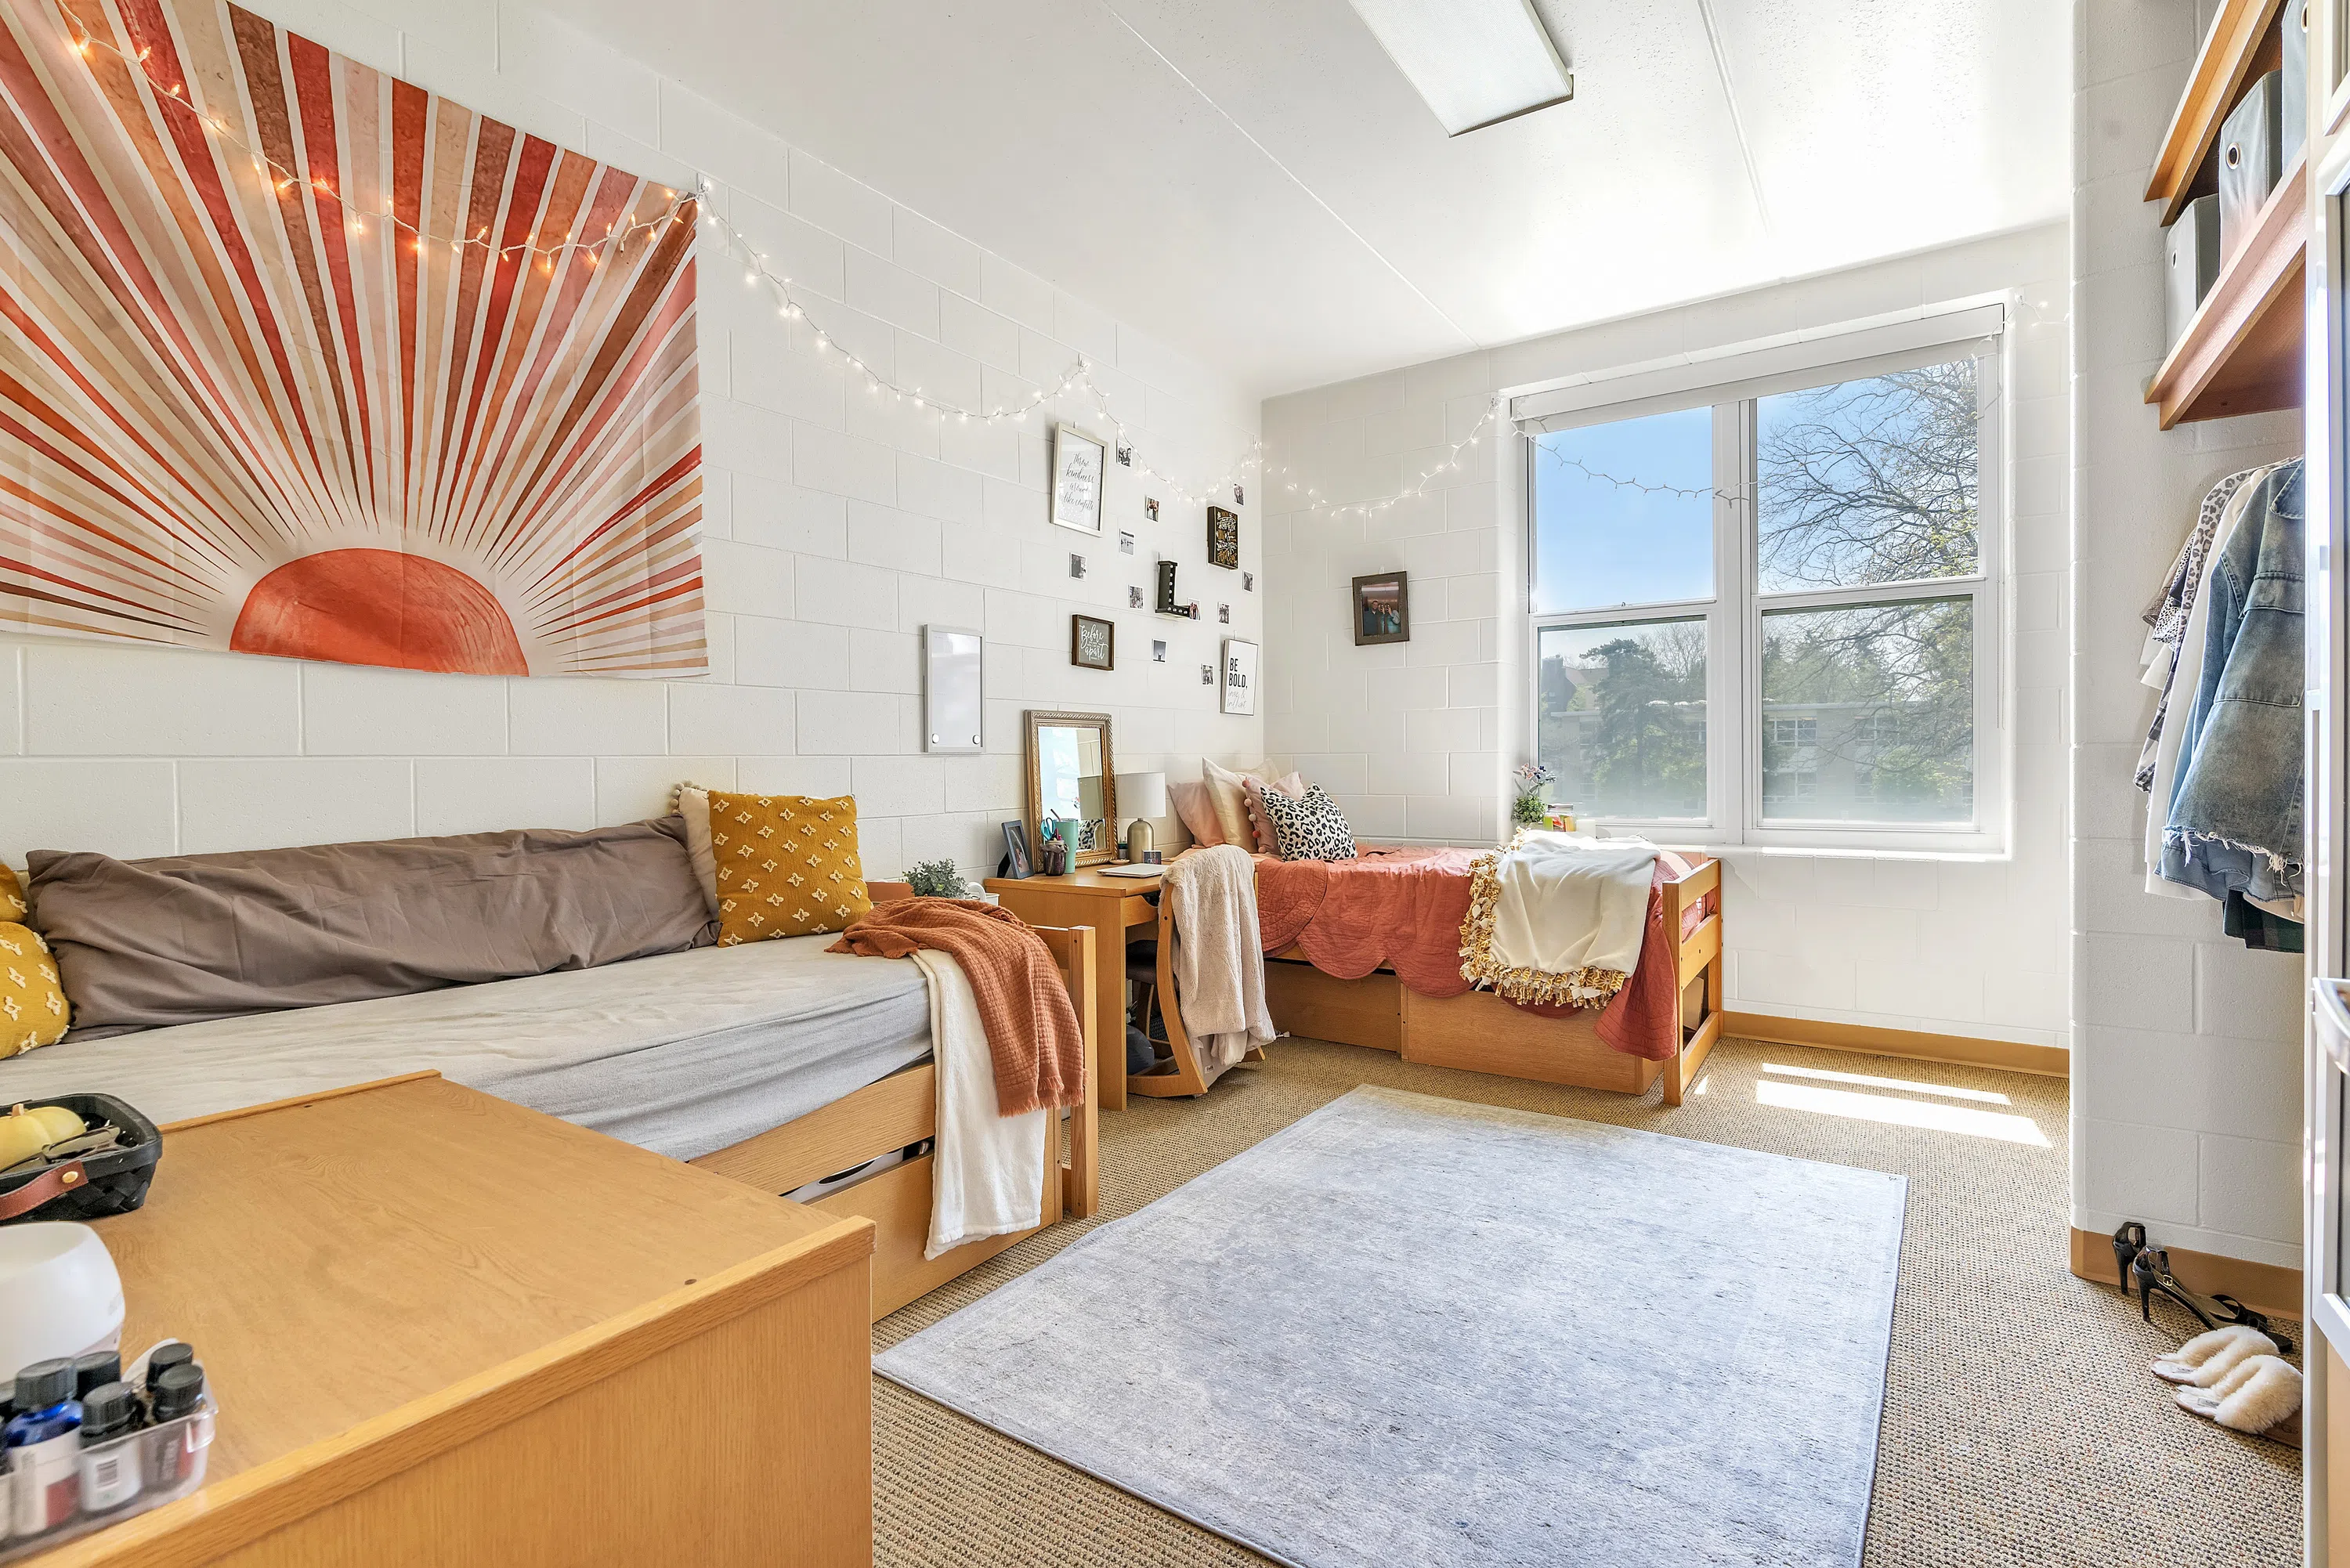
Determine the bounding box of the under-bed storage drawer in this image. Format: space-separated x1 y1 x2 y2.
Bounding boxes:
1264 959 1403 1051
1401 988 1662 1095
691 1064 935 1194
808 1151 1054 1318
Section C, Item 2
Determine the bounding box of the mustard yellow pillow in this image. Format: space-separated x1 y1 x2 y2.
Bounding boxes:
0 923 68 1059
0 866 24 923
709 792 873 945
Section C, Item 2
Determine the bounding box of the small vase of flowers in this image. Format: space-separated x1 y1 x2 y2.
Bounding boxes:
1511 762 1556 829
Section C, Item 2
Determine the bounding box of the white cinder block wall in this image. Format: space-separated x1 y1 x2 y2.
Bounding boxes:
0 0 1264 876
2069 0 2303 1270
1261 225 2073 1050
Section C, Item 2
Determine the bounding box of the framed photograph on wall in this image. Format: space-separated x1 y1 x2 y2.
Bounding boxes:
1351 572 1410 645
1220 638 1259 716
1070 613 1115 670
1050 424 1108 536
1206 505 1240 569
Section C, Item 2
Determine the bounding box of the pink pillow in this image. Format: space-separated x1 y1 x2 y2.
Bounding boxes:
1169 780 1226 847
1241 773 1305 855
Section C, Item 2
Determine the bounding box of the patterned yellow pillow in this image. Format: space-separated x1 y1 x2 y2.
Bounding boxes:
708 792 873 945
0 923 68 1058
0 866 24 922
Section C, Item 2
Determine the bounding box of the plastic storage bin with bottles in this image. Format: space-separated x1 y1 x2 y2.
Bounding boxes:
0 1342 215 1559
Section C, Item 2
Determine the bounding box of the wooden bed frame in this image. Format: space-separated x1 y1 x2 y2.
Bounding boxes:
1152 854 1724 1107
689 883 1099 1321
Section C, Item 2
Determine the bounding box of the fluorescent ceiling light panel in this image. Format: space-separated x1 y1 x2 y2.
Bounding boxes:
1345 0 1574 136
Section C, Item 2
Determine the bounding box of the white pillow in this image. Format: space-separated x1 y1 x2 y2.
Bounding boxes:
1201 759 1267 849
669 782 721 915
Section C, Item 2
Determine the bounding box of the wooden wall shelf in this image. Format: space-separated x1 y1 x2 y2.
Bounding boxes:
2146 154 2307 429
2146 0 2288 225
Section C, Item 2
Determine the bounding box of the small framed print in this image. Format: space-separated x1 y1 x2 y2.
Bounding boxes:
1351 571 1410 645
1069 553 1086 578
1201 664 1214 684
1220 637 1259 715
1152 639 1168 662
1050 424 1108 536
1070 613 1115 670
1234 483 1245 506
1218 603 1230 623
1243 571 1255 591
1144 497 1160 522
1115 442 1133 467
1206 506 1239 569
1000 820 1032 880
1129 585 1144 608
1119 531 1134 555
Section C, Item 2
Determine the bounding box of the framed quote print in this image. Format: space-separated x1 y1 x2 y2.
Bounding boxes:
1220 638 1259 716
1050 424 1108 536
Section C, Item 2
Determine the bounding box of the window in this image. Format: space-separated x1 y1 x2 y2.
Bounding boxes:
1524 337 2001 849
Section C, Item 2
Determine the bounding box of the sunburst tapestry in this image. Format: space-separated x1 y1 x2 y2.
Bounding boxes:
0 0 705 676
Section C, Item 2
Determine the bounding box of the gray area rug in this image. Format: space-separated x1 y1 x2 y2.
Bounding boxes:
876 1085 1907 1568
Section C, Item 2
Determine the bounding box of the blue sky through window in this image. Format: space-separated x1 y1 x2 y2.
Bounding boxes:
1531 407 1714 613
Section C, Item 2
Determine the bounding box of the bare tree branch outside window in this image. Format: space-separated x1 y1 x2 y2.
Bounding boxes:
1756 361 1979 591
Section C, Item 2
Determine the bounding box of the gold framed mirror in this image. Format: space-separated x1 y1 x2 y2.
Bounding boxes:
1023 710 1118 869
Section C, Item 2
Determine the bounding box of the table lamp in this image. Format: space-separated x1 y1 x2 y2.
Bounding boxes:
1117 771 1169 862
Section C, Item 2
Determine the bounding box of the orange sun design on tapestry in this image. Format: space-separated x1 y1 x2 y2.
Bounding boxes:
0 0 706 675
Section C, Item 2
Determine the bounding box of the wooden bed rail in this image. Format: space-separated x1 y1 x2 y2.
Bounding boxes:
1660 854 1723 1107
1030 923 1100 1216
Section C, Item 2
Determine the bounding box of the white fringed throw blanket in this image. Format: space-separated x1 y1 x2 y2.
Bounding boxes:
1459 833 1659 1006
909 948 1047 1259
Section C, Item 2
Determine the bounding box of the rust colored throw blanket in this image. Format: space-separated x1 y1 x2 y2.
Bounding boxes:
1253 846 1713 1063
829 901 1085 1115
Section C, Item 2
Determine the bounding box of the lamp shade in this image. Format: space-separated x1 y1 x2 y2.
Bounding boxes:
1116 771 1170 821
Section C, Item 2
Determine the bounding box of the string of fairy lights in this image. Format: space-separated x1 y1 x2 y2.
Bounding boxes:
52 5 698 267
688 180 1264 509
51 1 1268 504
53 0 1755 518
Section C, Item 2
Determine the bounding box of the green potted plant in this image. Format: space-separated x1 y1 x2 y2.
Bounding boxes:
904 859 967 898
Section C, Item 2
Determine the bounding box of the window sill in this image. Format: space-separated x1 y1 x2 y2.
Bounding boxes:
1654 840 2008 865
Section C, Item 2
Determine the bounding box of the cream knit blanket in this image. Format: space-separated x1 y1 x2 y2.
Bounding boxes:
1460 833 1658 1006
1165 845 1274 1082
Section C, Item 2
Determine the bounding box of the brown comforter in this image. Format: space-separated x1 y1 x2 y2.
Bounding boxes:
828 899 1086 1115
1253 846 1713 1062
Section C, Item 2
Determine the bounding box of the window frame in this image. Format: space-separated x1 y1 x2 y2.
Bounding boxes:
1520 331 2008 855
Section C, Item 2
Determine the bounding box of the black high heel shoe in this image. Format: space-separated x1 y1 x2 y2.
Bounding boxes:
2131 1246 2294 1356
2112 1220 2146 1295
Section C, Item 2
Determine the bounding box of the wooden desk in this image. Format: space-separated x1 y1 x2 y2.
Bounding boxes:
986 869 1160 1111
36 1074 873 1567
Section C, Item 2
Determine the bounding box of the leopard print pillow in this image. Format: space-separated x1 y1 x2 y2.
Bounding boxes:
1260 783 1358 862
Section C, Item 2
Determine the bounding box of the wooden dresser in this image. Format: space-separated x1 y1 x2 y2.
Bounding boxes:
30 1074 873 1567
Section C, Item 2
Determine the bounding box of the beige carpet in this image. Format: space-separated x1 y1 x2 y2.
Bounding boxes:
873 1036 2301 1567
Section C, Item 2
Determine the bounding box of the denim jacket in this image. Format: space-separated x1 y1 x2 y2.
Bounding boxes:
2160 459 2304 902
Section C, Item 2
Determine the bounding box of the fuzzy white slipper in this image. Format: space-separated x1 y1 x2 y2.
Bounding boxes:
2175 1354 2303 1443
2152 1323 2279 1386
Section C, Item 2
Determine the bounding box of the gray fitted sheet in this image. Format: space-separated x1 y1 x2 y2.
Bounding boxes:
0 937 931 1162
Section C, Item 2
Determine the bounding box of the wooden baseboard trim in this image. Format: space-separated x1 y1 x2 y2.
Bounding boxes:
1720 1012 2067 1078
2067 1226 2302 1321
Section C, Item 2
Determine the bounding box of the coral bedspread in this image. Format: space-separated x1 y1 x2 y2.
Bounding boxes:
1253 846 1713 1062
